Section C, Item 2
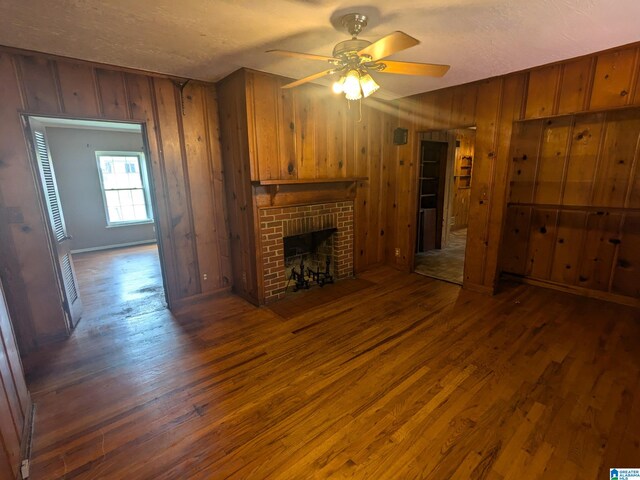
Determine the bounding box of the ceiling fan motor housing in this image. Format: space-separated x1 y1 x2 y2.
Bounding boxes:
332 39 372 60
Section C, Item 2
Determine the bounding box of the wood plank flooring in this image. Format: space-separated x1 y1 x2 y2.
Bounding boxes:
24 247 640 479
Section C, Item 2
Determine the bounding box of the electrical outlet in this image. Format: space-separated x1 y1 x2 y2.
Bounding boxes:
395 247 400 257
242 272 247 284
203 273 208 281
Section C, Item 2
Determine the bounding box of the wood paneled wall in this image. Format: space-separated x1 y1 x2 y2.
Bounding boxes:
0 48 231 354
0 279 31 479
502 109 640 303
388 41 640 296
451 129 475 231
217 69 397 304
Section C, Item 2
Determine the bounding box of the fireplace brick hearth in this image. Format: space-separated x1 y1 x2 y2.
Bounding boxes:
259 201 354 303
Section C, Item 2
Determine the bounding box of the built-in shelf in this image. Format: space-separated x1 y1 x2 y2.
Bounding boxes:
252 177 367 186
507 202 640 214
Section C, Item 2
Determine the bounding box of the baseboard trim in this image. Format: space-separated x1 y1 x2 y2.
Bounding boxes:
501 273 640 308
70 239 156 254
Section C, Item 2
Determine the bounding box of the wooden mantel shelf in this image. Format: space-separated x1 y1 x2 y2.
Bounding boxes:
252 177 367 186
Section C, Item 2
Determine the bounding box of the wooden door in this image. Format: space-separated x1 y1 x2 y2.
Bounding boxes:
416 140 448 252
29 123 83 328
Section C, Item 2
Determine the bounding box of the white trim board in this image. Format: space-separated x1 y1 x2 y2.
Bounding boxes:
70 239 156 254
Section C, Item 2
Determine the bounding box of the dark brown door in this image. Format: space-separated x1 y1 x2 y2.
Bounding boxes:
30 124 83 328
416 140 448 253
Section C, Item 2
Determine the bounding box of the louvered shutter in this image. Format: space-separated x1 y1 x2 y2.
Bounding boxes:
34 130 66 242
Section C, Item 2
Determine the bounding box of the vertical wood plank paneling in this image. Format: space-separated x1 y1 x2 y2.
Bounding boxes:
276 80 297 179
378 110 395 265
549 211 587 285
525 208 559 279
557 57 594 114
0 53 68 348
0 387 20 479
95 68 129 120
508 120 543 203
367 108 383 266
394 97 419 267
385 107 400 265
314 97 328 178
354 108 370 271
578 213 622 291
203 86 233 287
0 302 27 420
482 73 526 287
294 85 316 179
182 82 221 294
591 110 640 207
15 55 61 114
217 72 258 303
500 206 532 274
0 280 30 480
325 95 346 178
450 83 478 127
55 61 100 118
0 53 37 353
590 49 638 110
533 117 572 204
464 78 501 285
152 78 199 298
0 342 22 442
525 65 561 119
0 448 14 480
248 72 279 180
124 73 179 303
562 113 605 205
433 87 454 130
612 215 640 297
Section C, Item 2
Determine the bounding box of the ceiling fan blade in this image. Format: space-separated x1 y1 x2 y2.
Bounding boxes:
357 31 419 62
282 69 335 89
376 60 450 77
267 49 336 62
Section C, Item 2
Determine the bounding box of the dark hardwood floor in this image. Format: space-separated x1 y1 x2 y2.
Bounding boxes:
25 247 640 479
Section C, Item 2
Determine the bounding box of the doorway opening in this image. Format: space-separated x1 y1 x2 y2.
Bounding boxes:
414 128 476 285
25 115 167 331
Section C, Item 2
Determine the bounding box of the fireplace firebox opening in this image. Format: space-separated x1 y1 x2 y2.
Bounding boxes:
284 228 337 291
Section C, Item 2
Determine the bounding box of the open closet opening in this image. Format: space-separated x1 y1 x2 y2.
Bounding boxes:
414 127 476 285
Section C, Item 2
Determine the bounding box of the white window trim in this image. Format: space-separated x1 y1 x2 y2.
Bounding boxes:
95 151 154 227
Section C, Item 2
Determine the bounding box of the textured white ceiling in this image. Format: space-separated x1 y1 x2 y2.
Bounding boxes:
1 0 640 99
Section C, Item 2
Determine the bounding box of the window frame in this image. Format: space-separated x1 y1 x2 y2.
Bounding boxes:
95 151 154 227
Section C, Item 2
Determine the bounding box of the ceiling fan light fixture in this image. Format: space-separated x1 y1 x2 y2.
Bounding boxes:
343 69 362 100
359 72 379 98
332 76 345 94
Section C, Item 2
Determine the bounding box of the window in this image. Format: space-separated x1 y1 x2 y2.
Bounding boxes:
96 152 153 226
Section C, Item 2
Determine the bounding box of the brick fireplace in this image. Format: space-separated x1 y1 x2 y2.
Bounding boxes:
259 201 354 303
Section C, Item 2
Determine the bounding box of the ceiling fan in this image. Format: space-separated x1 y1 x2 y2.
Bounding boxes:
267 13 450 101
